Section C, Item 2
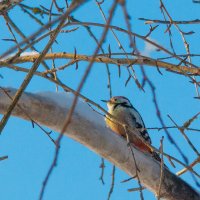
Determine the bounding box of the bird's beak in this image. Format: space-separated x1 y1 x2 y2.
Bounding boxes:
101 99 109 103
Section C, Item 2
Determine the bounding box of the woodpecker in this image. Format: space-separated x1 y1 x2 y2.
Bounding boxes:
102 96 160 161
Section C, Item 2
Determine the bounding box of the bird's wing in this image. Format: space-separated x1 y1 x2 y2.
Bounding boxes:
128 107 152 144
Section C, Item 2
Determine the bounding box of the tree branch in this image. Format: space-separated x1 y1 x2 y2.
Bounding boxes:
139 18 200 25
0 0 23 14
0 53 200 76
0 88 199 200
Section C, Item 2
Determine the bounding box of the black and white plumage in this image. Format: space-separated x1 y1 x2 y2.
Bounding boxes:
103 96 160 161
104 96 151 144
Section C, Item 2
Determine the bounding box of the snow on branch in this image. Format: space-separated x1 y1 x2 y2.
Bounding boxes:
0 88 199 200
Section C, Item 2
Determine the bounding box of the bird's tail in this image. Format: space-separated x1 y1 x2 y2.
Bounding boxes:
151 151 161 162
151 150 168 168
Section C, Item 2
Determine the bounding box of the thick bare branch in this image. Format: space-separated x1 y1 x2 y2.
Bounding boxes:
0 88 199 200
1 53 200 76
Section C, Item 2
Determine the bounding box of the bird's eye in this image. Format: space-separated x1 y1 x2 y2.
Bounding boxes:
114 98 117 101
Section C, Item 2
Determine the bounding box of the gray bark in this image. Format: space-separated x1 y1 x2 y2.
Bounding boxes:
0 88 199 200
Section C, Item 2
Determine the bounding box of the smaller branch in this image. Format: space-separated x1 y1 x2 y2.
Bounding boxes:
70 15 112 97
19 4 45 26
120 1 143 90
139 18 200 25
3 14 21 51
128 186 146 192
177 156 200 176
124 126 144 200
3 13 51 73
183 112 200 129
43 59 79 75
121 176 135 183
146 126 200 132
168 115 200 157
141 67 189 165
157 137 164 200
0 155 8 161
159 0 200 97
99 157 105 185
107 165 115 200
95 0 140 90
159 3 176 54
19 3 61 16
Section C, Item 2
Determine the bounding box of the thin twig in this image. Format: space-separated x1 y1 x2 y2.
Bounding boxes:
124 125 144 200
177 156 200 176
168 114 200 157
157 136 164 200
139 17 200 25
99 157 105 185
107 165 116 200
128 186 146 192
141 67 189 165
121 176 135 183
159 0 200 97
96 1 143 90
0 156 8 161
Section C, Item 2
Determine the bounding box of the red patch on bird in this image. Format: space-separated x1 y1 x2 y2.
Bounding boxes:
132 140 152 154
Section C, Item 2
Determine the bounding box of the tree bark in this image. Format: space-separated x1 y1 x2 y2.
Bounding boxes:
0 88 199 200
0 0 23 14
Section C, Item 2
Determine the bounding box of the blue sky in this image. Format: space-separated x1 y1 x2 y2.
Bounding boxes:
0 0 200 199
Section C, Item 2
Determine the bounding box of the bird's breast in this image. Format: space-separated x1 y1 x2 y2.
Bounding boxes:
105 110 128 137
105 116 126 137
105 110 153 154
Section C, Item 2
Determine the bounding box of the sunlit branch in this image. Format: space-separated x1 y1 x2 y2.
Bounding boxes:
1 53 199 76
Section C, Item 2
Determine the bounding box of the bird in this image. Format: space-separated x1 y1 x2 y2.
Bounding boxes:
102 96 160 161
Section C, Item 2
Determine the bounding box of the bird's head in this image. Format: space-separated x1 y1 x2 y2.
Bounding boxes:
102 96 132 111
